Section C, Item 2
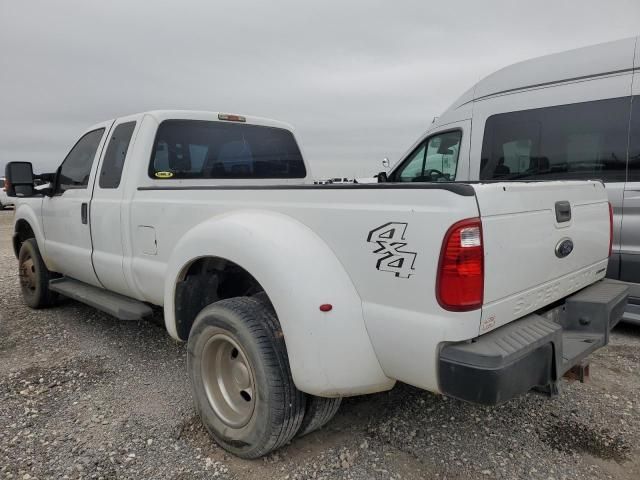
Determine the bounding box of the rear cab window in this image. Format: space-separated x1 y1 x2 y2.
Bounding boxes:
148 120 306 180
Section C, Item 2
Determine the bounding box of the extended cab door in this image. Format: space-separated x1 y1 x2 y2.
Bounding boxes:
90 116 141 295
42 123 112 286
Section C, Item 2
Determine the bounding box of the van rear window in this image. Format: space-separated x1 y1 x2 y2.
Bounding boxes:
480 97 630 183
148 120 306 180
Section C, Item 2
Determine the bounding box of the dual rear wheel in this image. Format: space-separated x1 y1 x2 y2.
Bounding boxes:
187 296 341 458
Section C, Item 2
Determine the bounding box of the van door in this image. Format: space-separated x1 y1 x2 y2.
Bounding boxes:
619 74 640 300
90 116 141 296
42 124 112 286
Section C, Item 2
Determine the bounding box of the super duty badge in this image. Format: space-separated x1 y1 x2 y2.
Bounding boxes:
367 222 417 278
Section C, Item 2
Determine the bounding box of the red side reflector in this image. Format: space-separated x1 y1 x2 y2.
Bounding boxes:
319 304 333 312
608 202 613 257
218 113 246 123
436 217 484 311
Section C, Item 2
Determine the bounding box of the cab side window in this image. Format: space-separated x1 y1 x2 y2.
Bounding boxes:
393 131 461 182
99 122 136 189
58 129 105 192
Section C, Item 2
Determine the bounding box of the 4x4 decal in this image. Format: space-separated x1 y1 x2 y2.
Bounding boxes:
367 222 417 278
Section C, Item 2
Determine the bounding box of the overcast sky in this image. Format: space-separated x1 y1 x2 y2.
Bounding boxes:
1 1 639 179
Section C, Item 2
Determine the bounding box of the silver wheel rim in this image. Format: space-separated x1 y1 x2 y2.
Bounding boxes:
19 254 37 294
201 331 256 428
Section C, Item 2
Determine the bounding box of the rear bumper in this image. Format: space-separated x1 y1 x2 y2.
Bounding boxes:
438 280 628 405
621 297 640 325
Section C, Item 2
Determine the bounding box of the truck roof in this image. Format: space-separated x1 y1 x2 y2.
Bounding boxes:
88 110 296 133
446 36 638 112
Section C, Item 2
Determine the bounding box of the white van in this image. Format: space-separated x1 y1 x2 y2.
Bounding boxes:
385 36 640 323
1 177 15 209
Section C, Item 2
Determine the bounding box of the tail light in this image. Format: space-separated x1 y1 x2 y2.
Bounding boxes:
437 217 484 311
608 202 613 257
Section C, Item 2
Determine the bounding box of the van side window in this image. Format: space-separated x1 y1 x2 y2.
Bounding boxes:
393 131 461 182
58 129 105 192
148 120 306 179
628 95 640 181
480 97 630 182
99 122 136 189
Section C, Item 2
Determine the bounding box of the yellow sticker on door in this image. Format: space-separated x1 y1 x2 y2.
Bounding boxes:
155 171 174 179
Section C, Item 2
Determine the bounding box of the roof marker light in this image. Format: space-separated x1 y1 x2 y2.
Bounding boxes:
218 113 246 123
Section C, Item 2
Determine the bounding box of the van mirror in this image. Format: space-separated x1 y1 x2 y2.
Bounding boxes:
5 161 36 197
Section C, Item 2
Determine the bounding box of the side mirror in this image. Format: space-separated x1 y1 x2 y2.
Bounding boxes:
382 157 390 169
377 171 388 183
5 162 36 197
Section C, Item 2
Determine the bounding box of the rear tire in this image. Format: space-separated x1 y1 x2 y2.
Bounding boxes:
188 297 305 458
297 395 342 437
251 291 342 437
18 238 57 308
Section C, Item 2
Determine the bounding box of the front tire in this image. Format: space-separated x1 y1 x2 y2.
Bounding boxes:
18 238 57 308
188 297 305 458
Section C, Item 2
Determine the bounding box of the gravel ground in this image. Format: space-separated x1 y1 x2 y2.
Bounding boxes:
1 208 639 480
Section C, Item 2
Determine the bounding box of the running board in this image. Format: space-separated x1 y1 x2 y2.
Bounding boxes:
49 277 153 321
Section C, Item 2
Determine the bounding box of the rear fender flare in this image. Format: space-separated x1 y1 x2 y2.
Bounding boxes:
164 210 393 396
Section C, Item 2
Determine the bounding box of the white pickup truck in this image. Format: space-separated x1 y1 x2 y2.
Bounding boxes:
5 111 627 458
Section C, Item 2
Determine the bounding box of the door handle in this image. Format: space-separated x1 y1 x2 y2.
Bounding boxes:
81 202 88 224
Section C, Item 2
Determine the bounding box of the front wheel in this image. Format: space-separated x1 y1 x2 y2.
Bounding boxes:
18 238 57 308
187 297 306 458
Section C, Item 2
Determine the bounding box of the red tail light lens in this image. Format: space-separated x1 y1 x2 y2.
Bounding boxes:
437 217 484 311
608 202 613 257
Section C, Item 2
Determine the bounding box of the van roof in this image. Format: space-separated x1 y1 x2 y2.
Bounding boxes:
448 36 638 110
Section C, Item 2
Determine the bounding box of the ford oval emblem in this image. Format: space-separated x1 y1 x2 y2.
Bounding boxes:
555 238 574 258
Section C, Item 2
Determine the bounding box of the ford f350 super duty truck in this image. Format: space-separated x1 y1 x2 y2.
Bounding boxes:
5 110 627 458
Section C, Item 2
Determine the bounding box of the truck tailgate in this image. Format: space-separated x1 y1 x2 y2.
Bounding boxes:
474 181 610 333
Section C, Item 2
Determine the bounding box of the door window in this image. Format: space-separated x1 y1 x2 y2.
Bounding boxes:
393 131 462 182
58 129 105 192
99 122 136 188
480 97 630 182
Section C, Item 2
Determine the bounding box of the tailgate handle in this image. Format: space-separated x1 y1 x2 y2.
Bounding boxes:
555 201 571 223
